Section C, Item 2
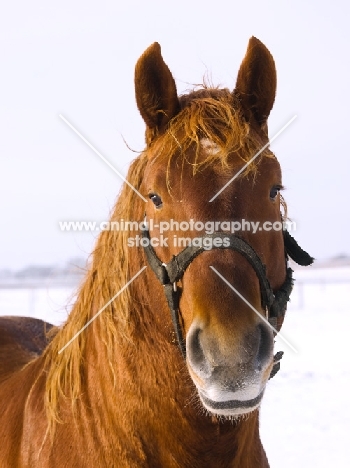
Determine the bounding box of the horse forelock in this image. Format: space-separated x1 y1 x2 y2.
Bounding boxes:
146 86 275 182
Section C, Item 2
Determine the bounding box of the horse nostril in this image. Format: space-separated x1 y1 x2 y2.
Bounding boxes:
188 328 204 366
256 323 273 368
187 327 212 379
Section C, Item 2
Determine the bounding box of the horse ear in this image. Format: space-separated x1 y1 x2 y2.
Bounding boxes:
234 37 277 128
135 42 180 138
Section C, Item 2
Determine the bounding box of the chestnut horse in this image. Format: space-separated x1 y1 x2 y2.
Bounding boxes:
0 38 313 467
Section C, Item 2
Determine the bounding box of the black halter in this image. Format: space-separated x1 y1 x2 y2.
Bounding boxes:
141 224 313 377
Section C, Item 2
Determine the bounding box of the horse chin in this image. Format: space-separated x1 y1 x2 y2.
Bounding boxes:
198 388 265 418
187 357 270 418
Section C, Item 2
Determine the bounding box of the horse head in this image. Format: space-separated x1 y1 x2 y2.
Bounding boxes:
133 38 311 418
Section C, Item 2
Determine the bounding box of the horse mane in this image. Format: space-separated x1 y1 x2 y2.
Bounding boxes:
43 152 149 427
43 85 276 428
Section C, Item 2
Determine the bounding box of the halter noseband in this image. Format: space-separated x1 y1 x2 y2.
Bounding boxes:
141 223 313 378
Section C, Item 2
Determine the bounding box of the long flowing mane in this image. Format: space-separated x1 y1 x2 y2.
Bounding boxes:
44 86 275 427
43 152 148 425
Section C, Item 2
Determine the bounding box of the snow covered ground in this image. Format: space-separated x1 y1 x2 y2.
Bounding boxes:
0 266 349 467
261 266 350 467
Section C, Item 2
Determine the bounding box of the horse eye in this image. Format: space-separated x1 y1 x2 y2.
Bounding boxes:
270 186 281 200
149 193 163 208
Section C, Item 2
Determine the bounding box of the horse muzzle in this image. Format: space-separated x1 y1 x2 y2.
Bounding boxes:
186 320 274 416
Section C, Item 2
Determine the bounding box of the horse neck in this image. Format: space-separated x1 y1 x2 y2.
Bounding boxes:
81 266 268 467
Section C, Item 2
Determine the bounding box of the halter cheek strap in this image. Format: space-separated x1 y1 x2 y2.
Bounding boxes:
141 225 313 378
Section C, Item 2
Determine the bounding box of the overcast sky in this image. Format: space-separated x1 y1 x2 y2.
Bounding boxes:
1 0 349 270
